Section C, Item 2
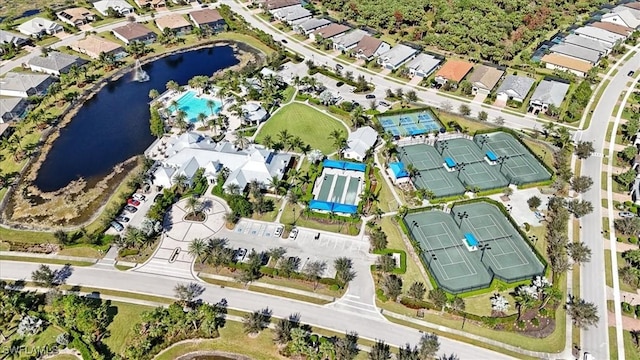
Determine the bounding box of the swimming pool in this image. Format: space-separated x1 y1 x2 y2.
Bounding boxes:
175 91 221 122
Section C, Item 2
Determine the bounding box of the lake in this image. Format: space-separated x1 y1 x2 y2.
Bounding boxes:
34 45 239 192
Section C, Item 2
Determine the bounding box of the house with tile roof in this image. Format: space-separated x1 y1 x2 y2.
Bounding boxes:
27 52 85 76
0 72 54 98
528 79 570 113
590 21 634 37
0 97 29 123
333 29 368 52
406 53 441 78
189 9 226 32
377 44 418 70
603 5 640 29
495 75 535 103
549 43 602 64
311 23 350 41
56 7 96 27
541 53 593 77
293 18 331 36
344 126 377 161
70 35 126 59
352 35 390 61
468 65 504 94
434 60 473 85
112 23 156 44
93 0 135 17
155 14 192 35
17 18 63 37
133 0 166 10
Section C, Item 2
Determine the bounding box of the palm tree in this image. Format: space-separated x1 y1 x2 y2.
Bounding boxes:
234 135 251 149
173 174 189 194
303 260 327 290
513 287 536 320
166 80 180 92
262 134 274 149
242 309 271 335
450 297 465 313
175 110 189 132
186 195 202 218
169 99 179 113
418 333 440 359
197 112 207 126
278 129 293 148
225 183 241 195
148 88 160 100
207 117 218 135
188 238 208 263
207 99 217 117
334 257 356 287
428 288 448 313
566 296 599 330
555 126 572 148
350 106 366 128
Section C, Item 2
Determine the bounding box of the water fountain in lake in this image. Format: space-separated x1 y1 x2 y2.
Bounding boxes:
133 59 149 82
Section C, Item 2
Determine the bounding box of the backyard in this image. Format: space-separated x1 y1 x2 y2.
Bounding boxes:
255 103 348 155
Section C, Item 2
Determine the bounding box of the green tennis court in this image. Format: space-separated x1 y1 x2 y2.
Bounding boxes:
404 201 545 294
475 132 551 184
317 174 334 201
438 139 509 190
331 175 347 203
398 144 465 197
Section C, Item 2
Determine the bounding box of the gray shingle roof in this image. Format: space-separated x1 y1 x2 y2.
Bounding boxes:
496 75 535 99
27 52 84 73
530 80 570 108
549 43 601 64
378 44 417 68
293 18 331 32
562 34 612 54
333 29 368 48
406 53 441 74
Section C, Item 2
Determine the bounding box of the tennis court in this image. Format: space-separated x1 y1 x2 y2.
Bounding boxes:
309 160 366 215
475 132 551 184
378 109 442 138
439 139 509 190
398 144 465 197
405 202 545 294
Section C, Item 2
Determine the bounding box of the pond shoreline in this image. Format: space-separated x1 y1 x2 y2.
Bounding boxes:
0 39 265 232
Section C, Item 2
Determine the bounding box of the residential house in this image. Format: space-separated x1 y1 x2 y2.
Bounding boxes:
0 97 29 123
112 23 157 45
528 79 570 113
189 9 226 32
495 75 535 103
333 29 368 52
155 14 192 35
93 0 135 17
27 52 85 76
17 18 63 37
70 35 126 59
261 0 300 11
293 18 331 36
562 34 612 56
541 53 593 77
56 7 96 27
344 126 377 161
406 53 441 78
376 44 418 70
468 65 504 94
574 26 625 46
241 103 268 124
434 60 473 85
133 0 166 10
149 132 292 190
272 5 312 24
352 35 390 61
590 21 634 37
0 72 54 98
602 5 640 29
311 23 350 41
549 43 601 65
0 30 29 47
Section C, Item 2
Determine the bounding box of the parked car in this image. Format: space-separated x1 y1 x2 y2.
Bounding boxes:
365 94 376 99
124 205 138 213
127 198 140 206
352 101 360 108
336 64 344 71
115 215 130 223
628 70 635 77
234 248 248 262
274 226 284 237
281 39 288 44
336 81 344 87
379 101 390 107
619 211 635 218
289 228 299 240
132 193 146 202
110 221 124 232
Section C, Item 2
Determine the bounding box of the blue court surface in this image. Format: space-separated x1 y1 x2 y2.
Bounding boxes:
378 109 442 137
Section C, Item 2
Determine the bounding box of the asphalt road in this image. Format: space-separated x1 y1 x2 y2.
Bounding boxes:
0 261 515 360
579 48 640 359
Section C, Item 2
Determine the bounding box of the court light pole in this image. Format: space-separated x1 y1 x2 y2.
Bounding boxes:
480 244 492 262
479 135 488 149
438 141 448 155
456 162 467 179
498 156 509 172
457 211 468 227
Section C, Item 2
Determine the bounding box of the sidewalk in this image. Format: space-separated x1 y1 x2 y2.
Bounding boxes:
0 251 98 264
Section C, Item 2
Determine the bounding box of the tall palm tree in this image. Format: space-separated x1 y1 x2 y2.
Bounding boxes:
197 112 207 126
234 135 250 149
166 80 180 92
173 174 189 194
278 129 293 148
169 99 179 113
207 117 218 135
188 238 208 263
186 195 202 218
262 134 274 149
148 88 160 100
175 110 189 132
207 99 217 117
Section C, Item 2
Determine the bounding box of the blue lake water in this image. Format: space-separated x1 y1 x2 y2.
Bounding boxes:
34 46 239 192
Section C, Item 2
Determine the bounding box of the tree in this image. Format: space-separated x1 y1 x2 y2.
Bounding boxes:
31 264 56 288
574 141 595 159
527 196 542 209
166 80 180 92
272 313 299 345
458 104 471 116
369 340 391 360
567 242 592 265
268 247 287 264
406 90 418 103
408 281 426 300
616 168 637 189
173 282 204 305
567 199 593 218
477 110 488 122
148 88 160 100
450 297 466 313
335 331 359 360
625 118 640 140
242 308 271 335
380 274 403 300
438 354 460 360
188 238 208 263
149 106 165 138
513 285 536 320
397 343 419 360
418 332 440 359
303 260 327 290
566 296 599 330
369 229 388 251
334 257 356 287
570 176 593 194
494 116 505 125
185 194 202 218
376 255 396 273
428 288 448 313
620 146 639 163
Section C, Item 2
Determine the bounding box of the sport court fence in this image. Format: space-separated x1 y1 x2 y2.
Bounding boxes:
419 252 489 294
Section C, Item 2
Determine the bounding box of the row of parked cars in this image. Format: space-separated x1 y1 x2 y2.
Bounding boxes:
110 193 147 232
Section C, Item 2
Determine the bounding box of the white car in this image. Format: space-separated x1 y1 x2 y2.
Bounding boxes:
132 193 146 202
619 211 635 218
289 228 299 240
274 226 284 237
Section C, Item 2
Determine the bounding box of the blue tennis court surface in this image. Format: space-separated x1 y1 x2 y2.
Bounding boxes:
378 109 442 138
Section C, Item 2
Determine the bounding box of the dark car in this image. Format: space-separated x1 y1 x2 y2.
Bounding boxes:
365 94 376 99
115 215 130 223
629 70 635 77
281 39 288 44
124 205 138 213
336 81 344 87
110 221 124 232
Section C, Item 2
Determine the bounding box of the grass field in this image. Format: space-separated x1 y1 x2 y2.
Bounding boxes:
103 302 154 357
610 326 640 360
255 103 348 154
373 167 399 212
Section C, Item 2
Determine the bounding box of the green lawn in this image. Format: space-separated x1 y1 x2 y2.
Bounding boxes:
103 302 154 357
279 203 360 235
610 327 640 360
255 103 348 154
0 324 63 359
373 167 399 212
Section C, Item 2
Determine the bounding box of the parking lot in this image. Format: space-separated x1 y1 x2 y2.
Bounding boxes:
220 219 370 277
105 190 161 236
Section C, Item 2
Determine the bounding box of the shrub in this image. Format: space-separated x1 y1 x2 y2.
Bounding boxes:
531 318 540 327
517 320 526 329
376 288 388 302
523 222 531 232
630 237 638 244
622 302 633 313
119 248 139 257
329 284 340 291
635 304 640 317
481 316 498 328
539 308 549 317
